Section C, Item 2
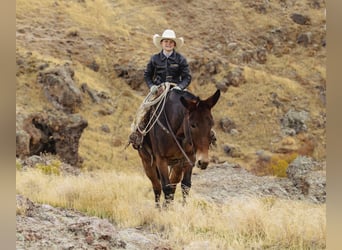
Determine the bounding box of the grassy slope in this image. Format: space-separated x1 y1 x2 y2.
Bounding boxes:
16 0 326 172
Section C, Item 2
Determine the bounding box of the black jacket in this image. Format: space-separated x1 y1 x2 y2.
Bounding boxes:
144 50 192 90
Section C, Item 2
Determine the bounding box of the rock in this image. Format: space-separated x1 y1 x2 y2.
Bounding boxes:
16 195 36 217
114 64 146 91
219 117 236 133
290 13 311 25
280 109 309 135
223 144 242 158
255 47 267 64
225 67 246 87
241 50 254 64
297 32 312 47
16 111 87 166
100 124 111 133
215 82 228 92
37 64 82 114
287 156 315 180
274 136 299 153
80 83 100 103
192 163 304 204
227 42 238 51
286 156 326 202
86 60 100 72
16 195 168 250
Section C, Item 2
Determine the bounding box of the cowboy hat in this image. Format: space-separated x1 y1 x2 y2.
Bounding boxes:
153 29 184 50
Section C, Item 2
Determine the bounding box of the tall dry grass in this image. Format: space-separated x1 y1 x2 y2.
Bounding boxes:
16 168 326 249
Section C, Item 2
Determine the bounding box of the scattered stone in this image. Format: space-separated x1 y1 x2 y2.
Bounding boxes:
219 117 236 133
80 83 101 103
215 82 228 92
227 42 238 51
225 67 246 87
87 60 100 72
290 13 311 25
297 32 312 47
223 144 242 158
100 124 111 133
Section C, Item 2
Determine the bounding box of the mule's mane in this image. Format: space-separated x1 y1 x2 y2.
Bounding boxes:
173 89 199 101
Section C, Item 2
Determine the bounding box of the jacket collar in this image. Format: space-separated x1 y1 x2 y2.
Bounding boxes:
159 50 176 60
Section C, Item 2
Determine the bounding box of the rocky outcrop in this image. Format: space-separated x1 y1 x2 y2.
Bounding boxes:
193 160 326 204
16 111 87 166
281 109 309 136
37 64 82 114
286 156 326 203
113 64 146 91
16 195 170 250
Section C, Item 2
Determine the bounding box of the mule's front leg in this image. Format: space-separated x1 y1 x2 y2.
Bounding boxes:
163 184 175 207
156 158 174 207
181 163 193 205
153 187 162 208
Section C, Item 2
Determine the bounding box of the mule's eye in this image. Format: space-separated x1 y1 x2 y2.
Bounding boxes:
190 123 197 129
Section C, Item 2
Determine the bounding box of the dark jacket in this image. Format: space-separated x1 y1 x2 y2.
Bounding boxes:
144 50 192 90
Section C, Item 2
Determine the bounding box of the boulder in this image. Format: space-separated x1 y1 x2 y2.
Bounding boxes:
16 111 88 167
37 64 82 114
286 156 326 203
280 109 309 135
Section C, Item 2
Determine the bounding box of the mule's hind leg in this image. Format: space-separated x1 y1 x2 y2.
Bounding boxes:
138 149 161 208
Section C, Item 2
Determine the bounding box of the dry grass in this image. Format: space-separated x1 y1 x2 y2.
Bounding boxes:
16 168 326 249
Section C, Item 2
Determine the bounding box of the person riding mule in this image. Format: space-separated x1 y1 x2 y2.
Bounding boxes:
129 29 217 149
135 85 220 207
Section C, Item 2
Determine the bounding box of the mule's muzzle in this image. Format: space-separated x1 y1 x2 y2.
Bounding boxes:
196 160 208 169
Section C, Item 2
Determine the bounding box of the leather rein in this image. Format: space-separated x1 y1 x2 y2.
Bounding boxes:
163 107 195 167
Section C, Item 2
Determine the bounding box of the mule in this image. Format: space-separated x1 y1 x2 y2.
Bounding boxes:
137 88 220 207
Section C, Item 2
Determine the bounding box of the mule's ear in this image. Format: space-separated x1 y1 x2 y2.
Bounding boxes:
204 89 220 109
180 96 198 112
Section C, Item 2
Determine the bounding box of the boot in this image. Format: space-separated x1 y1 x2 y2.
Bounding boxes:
129 130 144 149
129 108 150 149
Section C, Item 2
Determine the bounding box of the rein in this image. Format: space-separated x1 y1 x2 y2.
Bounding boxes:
164 107 195 167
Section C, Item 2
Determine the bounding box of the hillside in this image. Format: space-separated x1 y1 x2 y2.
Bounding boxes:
16 0 326 171
16 0 326 249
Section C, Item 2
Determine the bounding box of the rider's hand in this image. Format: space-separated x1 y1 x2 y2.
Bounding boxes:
150 85 158 94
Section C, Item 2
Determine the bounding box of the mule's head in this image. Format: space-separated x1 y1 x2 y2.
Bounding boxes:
180 89 220 169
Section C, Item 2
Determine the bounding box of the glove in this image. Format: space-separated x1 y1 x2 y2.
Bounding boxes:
150 85 158 94
173 86 182 91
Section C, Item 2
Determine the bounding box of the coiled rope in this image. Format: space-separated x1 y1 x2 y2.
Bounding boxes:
135 82 175 136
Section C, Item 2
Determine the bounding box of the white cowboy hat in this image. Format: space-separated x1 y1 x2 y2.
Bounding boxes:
153 29 184 50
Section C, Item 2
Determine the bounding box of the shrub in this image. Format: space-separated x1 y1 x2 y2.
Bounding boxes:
16 160 23 171
270 153 298 177
36 160 61 175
